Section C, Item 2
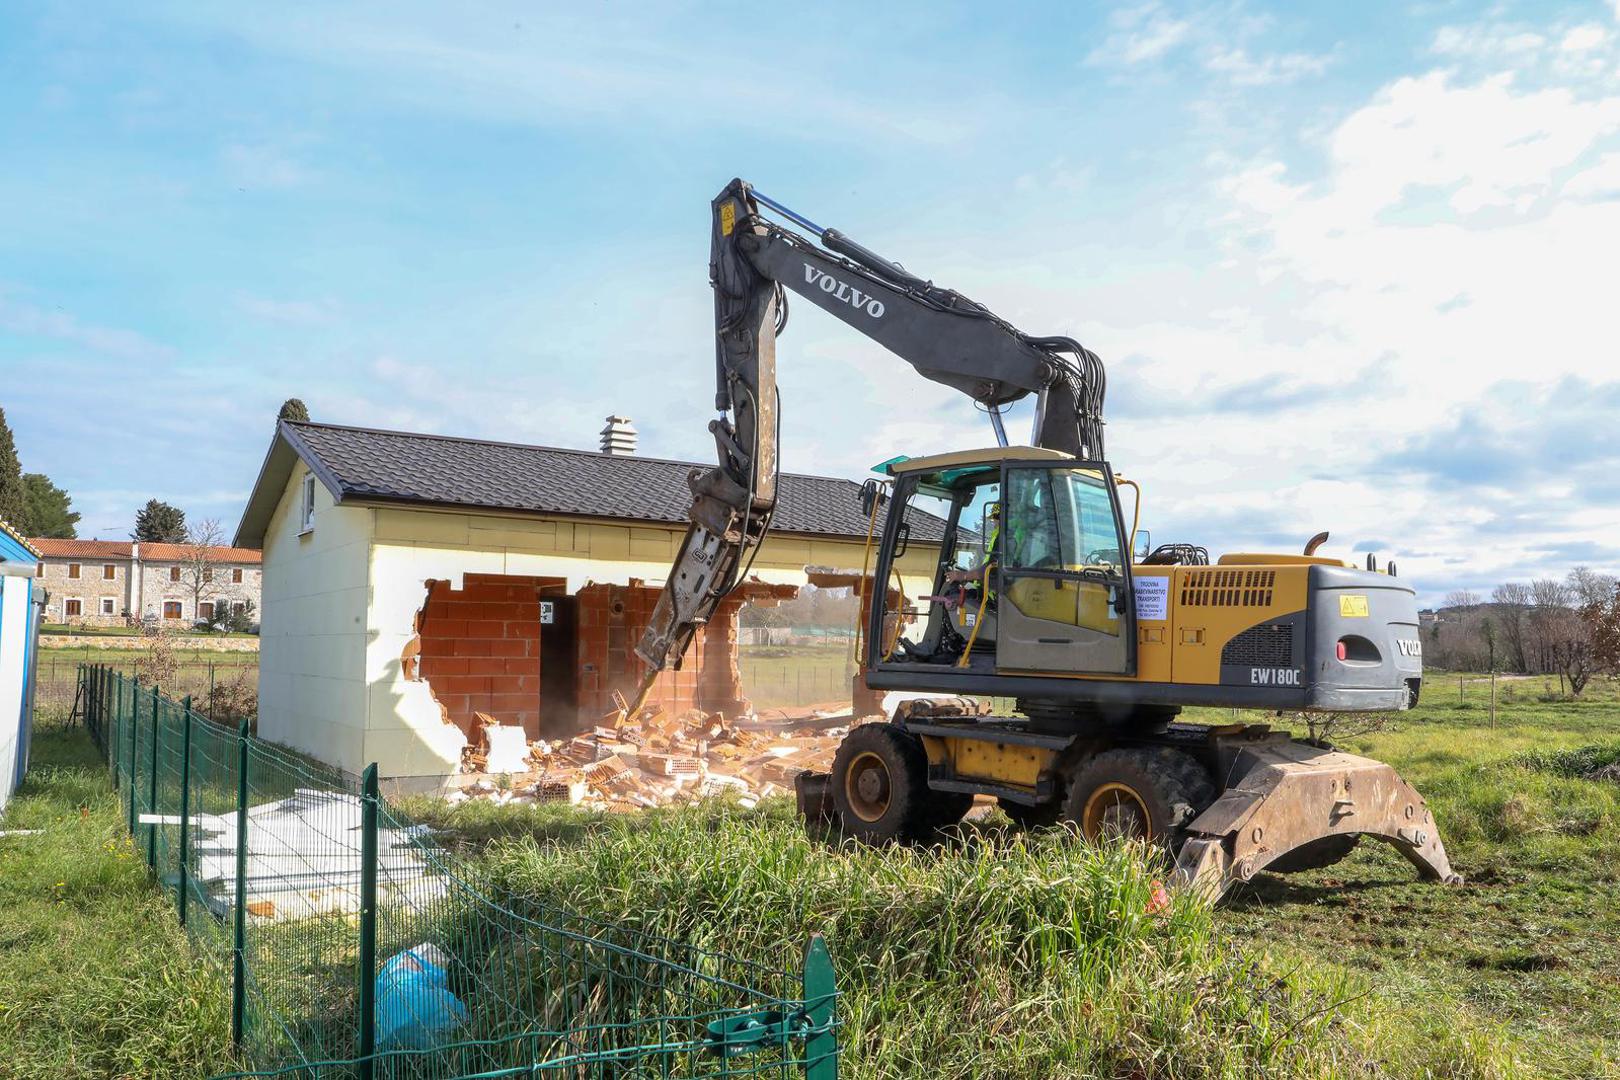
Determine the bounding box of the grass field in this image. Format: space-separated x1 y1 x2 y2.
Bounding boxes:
422 673 1620 1079
6 674 1618 1077
737 642 854 708
0 724 237 1079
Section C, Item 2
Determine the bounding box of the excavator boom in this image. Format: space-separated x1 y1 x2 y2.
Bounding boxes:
635 179 1104 678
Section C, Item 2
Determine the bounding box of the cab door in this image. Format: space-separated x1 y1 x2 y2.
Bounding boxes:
995 462 1136 676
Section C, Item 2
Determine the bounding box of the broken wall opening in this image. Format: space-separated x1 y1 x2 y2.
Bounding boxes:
407 572 800 748
410 573 566 741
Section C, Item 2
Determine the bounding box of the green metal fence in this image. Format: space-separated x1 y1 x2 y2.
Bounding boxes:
79 663 838 1079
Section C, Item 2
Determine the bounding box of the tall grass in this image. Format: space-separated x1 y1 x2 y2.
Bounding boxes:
477 804 1524 1079
0 725 237 1079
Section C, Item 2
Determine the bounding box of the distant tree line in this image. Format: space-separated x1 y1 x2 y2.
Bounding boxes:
1428 567 1620 696
0 406 79 538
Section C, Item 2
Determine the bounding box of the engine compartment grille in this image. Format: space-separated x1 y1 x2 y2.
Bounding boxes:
1221 622 1295 668
1181 568 1276 607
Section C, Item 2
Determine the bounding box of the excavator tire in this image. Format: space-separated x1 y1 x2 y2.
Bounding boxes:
998 797 1065 831
831 724 933 843
1062 747 1216 855
1266 833 1361 873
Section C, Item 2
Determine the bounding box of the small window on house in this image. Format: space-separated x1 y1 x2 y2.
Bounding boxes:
232 601 246 615
170 566 181 582
199 601 215 620
35 562 43 577
203 568 213 583
163 601 183 619
300 472 317 533
100 597 116 616
232 567 243 583
103 564 117 580
64 598 83 617
68 563 81 579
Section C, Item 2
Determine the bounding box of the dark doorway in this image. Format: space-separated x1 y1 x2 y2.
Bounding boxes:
538 594 579 738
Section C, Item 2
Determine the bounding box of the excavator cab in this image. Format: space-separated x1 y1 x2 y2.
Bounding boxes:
870 447 1136 680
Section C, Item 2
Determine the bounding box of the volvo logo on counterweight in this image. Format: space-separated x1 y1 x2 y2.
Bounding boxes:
803 265 886 317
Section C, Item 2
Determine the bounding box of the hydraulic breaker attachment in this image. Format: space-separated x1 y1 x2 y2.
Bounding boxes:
1173 734 1463 900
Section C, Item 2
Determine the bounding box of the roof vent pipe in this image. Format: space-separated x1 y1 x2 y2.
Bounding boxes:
599 415 638 455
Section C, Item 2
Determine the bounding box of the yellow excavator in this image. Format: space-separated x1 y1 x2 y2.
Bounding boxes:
635 179 1459 898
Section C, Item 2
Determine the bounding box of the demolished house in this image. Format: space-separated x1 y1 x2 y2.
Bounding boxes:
233 418 945 788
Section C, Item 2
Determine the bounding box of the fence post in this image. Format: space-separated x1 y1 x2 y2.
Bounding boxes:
128 681 140 838
802 934 837 1080
178 698 193 926
357 762 380 1080
147 686 161 869
232 718 250 1050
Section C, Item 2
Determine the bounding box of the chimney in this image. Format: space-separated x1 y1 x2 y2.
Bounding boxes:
599 415 638 455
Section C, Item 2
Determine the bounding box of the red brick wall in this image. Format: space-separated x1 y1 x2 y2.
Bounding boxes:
576 582 705 721
416 574 557 738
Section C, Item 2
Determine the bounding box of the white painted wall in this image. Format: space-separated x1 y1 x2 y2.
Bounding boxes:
256 467 374 776
259 487 944 784
0 575 32 814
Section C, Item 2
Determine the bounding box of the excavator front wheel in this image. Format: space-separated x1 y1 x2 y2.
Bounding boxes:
831 724 933 842
1063 748 1216 854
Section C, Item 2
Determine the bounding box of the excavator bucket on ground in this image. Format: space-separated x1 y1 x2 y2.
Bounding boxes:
1172 729 1461 898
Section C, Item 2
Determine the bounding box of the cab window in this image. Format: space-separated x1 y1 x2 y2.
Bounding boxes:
1004 467 1121 571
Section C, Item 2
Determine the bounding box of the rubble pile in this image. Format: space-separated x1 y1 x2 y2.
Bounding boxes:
450 700 853 812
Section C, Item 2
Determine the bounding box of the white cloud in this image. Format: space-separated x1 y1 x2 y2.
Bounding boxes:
236 295 339 326
1162 64 1620 591
221 142 315 189
1559 23 1611 52
1203 46 1329 86
1432 24 1547 59
0 294 176 363
1565 151 1620 197
157 7 985 147
1088 3 1192 66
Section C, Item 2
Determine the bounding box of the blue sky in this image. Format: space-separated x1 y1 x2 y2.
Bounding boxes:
2 1 1618 602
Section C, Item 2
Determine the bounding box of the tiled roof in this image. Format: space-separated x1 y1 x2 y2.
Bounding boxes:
262 421 948 543
31 538 133 559
28 538 261 563
138 543 262 564
0 519 40 559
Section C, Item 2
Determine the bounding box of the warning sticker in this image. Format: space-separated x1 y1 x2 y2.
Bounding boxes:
1134 576 1169 621
540 601 555 625
1339 595 1369 618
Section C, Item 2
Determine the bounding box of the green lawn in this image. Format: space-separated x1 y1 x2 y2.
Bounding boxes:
42 623 258 639
8 672 1619 1078
0 724 237 1079
1217 675 1620 1078
738 642 855 708
423 673 1620 1079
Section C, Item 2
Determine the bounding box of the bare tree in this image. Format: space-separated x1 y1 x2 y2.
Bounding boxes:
179 517 227 625
1527 578 1573 677
1443 588 1481 612
1589 584 1620 681
1492 582 1532 672
1567 566 1617 607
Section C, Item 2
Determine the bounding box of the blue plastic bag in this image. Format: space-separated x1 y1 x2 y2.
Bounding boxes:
376 944 469 1050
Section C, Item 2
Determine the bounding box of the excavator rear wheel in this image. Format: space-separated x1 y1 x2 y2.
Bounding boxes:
1062 747 1216 854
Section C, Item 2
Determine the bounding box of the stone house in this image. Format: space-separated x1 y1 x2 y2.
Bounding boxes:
233 419 946 784
31 538 262 625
